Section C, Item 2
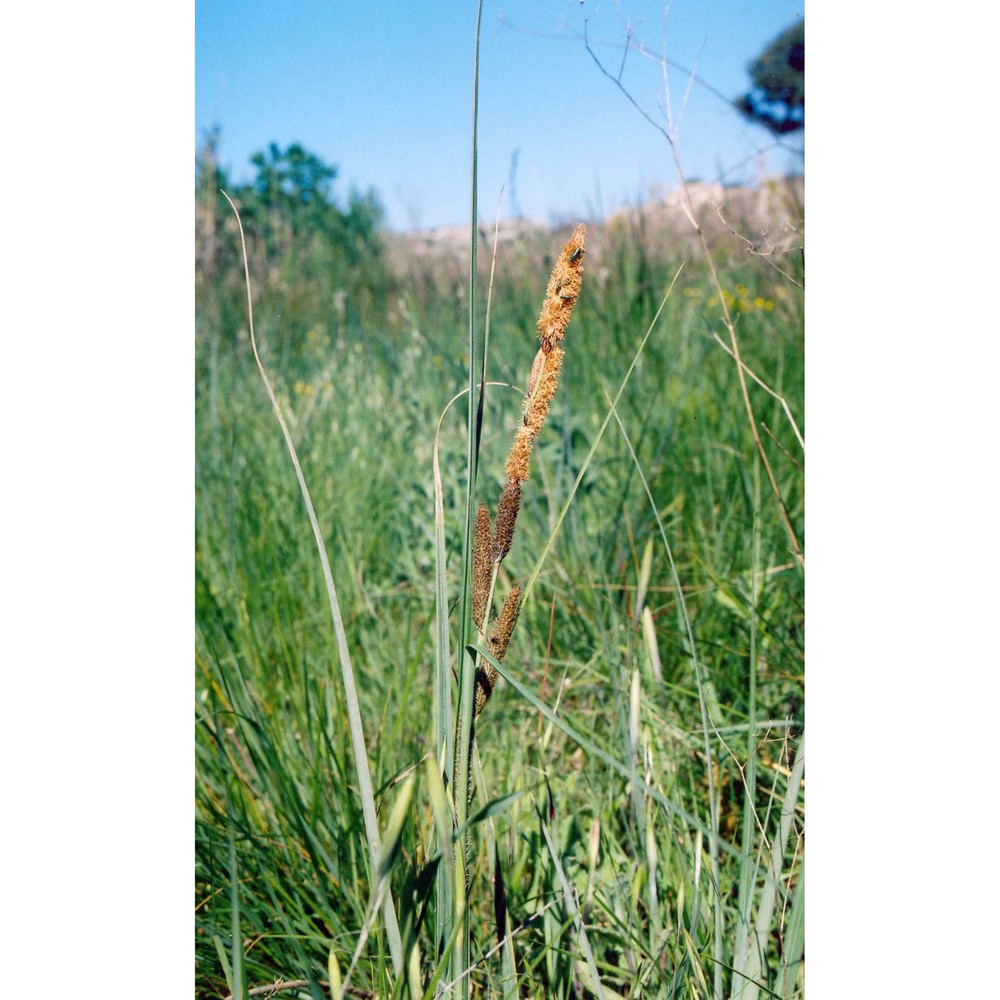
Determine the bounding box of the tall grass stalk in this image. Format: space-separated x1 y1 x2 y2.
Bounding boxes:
222 191 404 978
447 2 486 991
448 220 589 993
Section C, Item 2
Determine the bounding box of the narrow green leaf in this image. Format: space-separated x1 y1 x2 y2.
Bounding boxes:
222 191 404 978
538 807 604 1000
470 643 744 866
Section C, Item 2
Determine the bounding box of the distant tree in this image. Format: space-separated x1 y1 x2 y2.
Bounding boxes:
245 142 337 233
735 21 804 136
238 143 383 258
195 136 392 344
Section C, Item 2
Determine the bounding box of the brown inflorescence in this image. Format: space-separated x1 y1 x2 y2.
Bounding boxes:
474 584 522 717
492 478 521 563
488 584 521 661
473 225 585 723
504 426 534 485
505 224 584 486
522 345 563 436
472 504 492 632
537 223 586 351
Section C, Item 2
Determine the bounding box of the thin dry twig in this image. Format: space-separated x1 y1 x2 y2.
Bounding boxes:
715 203 804 289
710 331 804 451
760 421 803 471
585 31 804 569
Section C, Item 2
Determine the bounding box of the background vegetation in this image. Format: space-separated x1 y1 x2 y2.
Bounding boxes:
735 21 805 136
195 130 804 997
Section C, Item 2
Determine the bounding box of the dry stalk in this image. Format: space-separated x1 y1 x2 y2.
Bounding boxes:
584 31 803 569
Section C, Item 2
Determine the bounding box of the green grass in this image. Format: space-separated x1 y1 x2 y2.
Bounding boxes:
195 179 804 997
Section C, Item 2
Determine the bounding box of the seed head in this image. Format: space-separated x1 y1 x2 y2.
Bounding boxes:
475 584 522 718
505 426 534 484
537 224 586 350
488 584 522 663
472 504 493 631
522 345 563 436
493 478 521 563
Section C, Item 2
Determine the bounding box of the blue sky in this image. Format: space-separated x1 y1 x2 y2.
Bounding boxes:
196 1 804 231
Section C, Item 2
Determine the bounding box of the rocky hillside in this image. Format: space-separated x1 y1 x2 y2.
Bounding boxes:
385 175 803 275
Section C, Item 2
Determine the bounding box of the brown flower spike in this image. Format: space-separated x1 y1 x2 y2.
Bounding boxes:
492 478 521 564
473 225 585 720
537 223 586 351
506 224 585 485
471 504 493 632
474 584 522 717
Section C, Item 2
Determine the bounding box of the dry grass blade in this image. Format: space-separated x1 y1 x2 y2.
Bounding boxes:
711 331 804 451
221 190 404 978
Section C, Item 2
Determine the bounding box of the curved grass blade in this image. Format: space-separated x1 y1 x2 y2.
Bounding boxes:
521 266 684 605
604 392 723 981
222 190 403 978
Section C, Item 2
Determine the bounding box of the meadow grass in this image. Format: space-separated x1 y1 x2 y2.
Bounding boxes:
195 167 804 997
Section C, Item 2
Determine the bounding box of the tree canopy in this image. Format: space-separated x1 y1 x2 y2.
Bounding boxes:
195 133 392 342
735 21 804 136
